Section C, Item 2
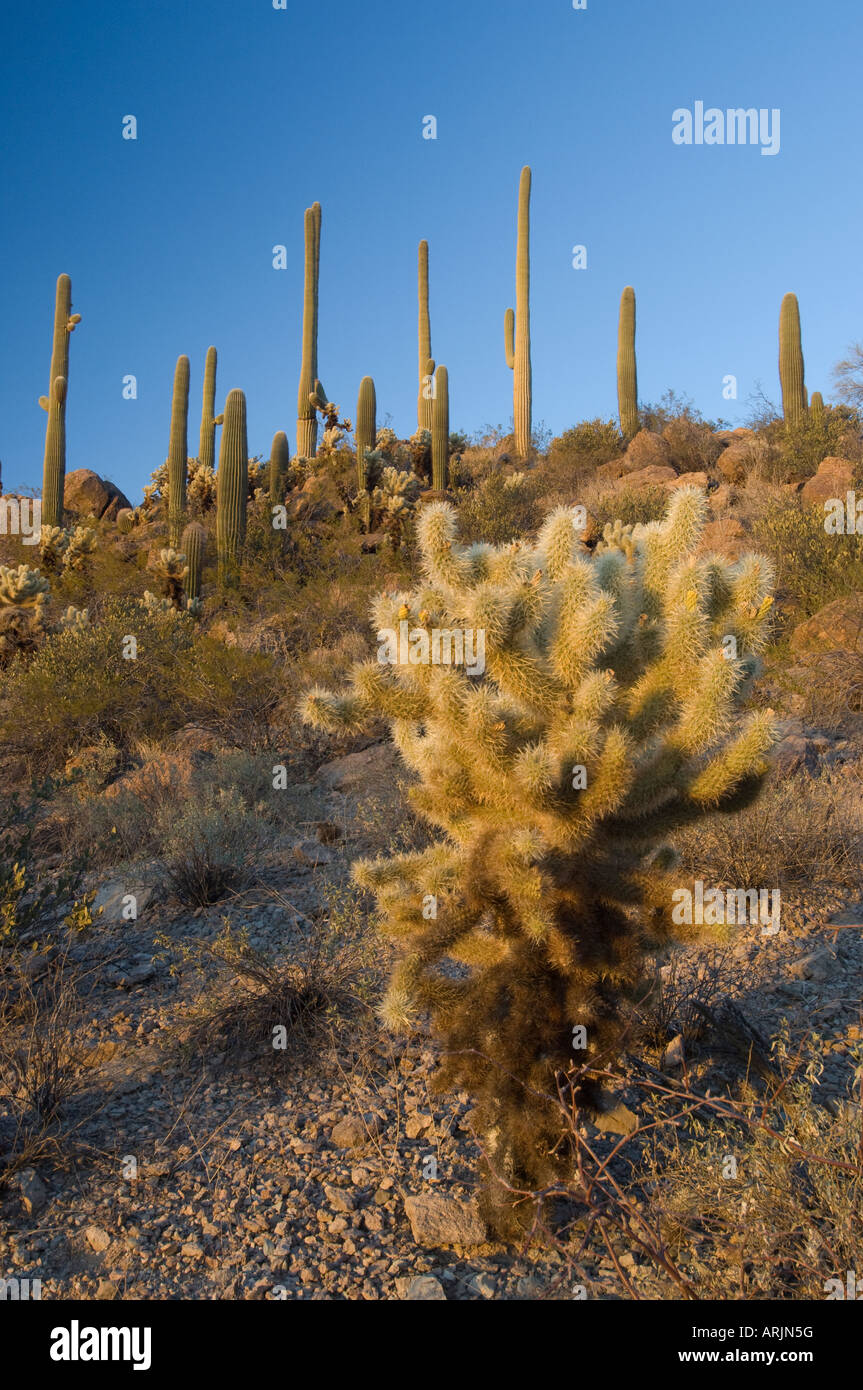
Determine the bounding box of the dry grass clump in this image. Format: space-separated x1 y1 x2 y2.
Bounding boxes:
672 763 863 892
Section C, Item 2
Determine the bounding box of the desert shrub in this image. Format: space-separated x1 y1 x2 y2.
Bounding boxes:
0 599 197 772
751 407 863 484
1 792 86 944
545 419 624 480
303 488 777 1237
171 637 282 749
672 764 863 891
591 484 670 530
661 416 723 473
639 391 720 436
454 469 543 544
158 912 369 1062
156 786 269 908
752 497 863 619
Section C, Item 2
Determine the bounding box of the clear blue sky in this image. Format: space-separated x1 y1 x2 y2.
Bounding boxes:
1 0 861 502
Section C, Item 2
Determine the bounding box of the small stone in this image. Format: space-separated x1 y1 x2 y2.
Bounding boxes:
469 1272 497 1299
16 1168 48 1216
405 1112 433 1139
85 1226 112 1253
95 1279 119 1301
405 1275 447 1301
403 1194 487 1249
324 1184 357 1213
661 1034 685 1070
331 1115 372 1149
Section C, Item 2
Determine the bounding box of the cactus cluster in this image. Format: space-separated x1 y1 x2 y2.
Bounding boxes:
0 563 51 665
301 486 776 1233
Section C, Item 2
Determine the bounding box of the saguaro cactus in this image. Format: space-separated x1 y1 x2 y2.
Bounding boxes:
216 388 248 587
810 390 825 425
504 167 532 458
431 364 449 493
617 286 638 439
198 346 219 470
779 293 806 430
181 521 206 601
417 240 432 430
297 202 322 459
269 430 291 506
40 274 81 527
167 354 190 545
356 376 377 496
419 356 436 435
302 486 776 1237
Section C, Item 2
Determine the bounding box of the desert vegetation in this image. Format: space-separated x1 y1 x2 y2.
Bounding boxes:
1 166 862 1304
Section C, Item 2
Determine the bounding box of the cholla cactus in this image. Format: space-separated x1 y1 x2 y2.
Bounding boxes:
138 589 184 618
62 524 97 573
407 427 432 483
503 471 527 491
0 564 50 665
0 564 50 607
39 524 70 570
57 604 90 633
375 427 398 457
149 547 188 609
187 458 217 512
301 487 776 1235
371 467 422 552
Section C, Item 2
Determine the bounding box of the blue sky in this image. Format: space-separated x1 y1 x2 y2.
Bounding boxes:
1 0 861 502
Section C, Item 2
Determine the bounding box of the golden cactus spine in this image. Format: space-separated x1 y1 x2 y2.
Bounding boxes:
198 346 218 470
168 354 190 546
41 274 80 527
431 364 449 492
779 292 806 429
297 202 322 458
617 285 638 438
216 388 248 587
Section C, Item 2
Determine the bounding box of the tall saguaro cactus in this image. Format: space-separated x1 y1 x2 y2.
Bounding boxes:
269 430 290 506
216 389 248 587
617 286 638 439
779 292 806 430
356 376 377 495
40 274 81 527
432 364 449 493
198 346 219 470
417 240 432 429
181 521 206 602
168 354 190 545
297 202 322 459
504 167 532 458
419 357 436 434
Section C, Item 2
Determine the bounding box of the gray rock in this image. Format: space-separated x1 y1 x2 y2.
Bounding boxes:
405 1275 447 1300
403 1193 487 1249
468 1271 497 1299
17 1168 48 1215
330 1115 372 1149
324 1184 357 1213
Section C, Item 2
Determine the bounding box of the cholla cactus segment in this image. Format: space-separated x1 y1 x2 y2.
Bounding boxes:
0 564 50 607
62 524 97 573
58 604 90 633
138 589 186 618
39 524 70 568
300 485 776 1236
150 547 189 610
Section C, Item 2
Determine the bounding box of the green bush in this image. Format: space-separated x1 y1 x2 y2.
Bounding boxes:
156 786 269 908
454 469 543 544
545 418 624 478
592 484 670 530
753 498 863 619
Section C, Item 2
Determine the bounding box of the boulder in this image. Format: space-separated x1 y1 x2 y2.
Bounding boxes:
64 469 131 521
666 470 709 490
623 429 673 472
716 443 753 484
790 594 863 654
594 456 629 485
662 419 723 472
316 741 403 795
698 517 747 561
800 456 855 508
619 464 677 490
